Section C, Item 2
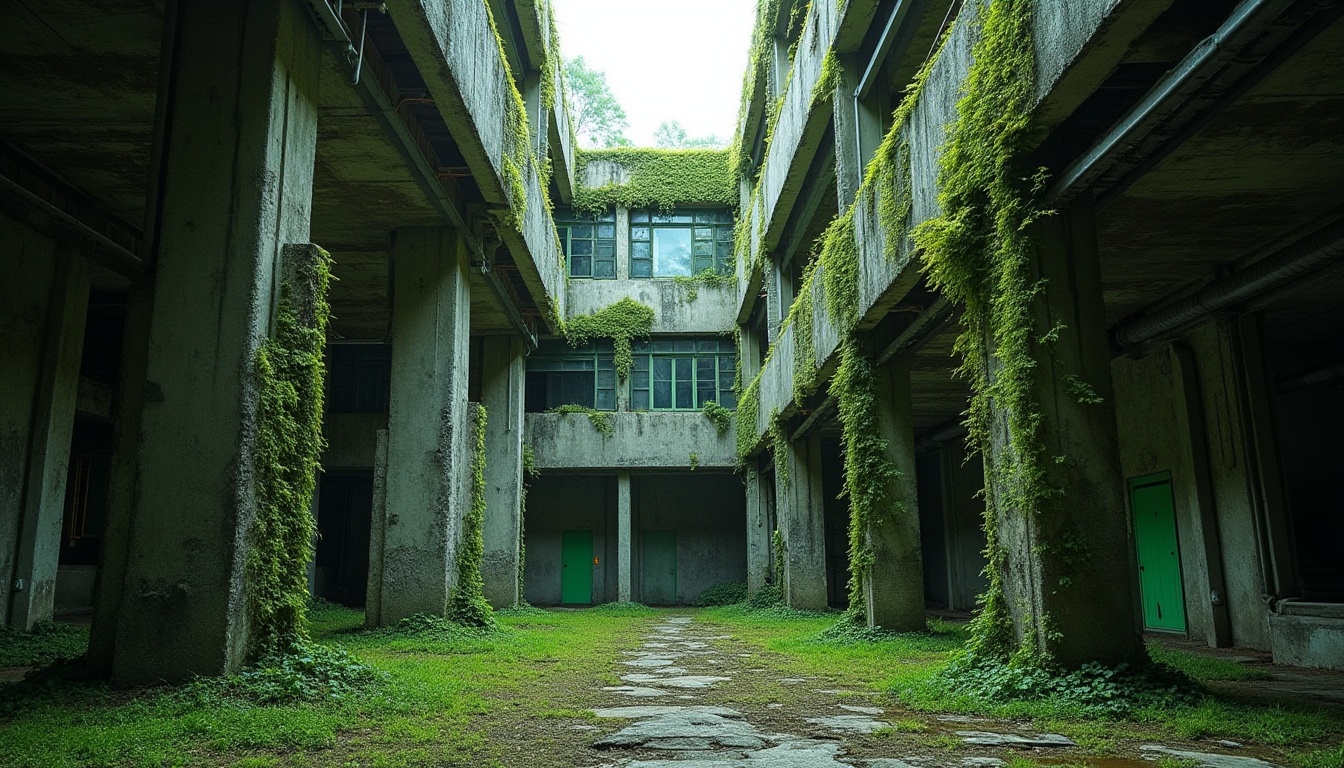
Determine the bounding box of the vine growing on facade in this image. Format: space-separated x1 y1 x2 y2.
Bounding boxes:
448 403 495 627
565 297 655 381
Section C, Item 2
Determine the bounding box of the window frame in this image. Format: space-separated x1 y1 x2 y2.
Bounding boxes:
629 208 734 279
556 207 617 279
630 338 737 411
525 340 618 411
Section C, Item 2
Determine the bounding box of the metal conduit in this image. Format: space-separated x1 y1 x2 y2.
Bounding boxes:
1114 219 1344 348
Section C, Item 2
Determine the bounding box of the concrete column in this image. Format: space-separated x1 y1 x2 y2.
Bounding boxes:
368 227 472 626
88 281 153 673
864 354 925 631
481 336 525 608
833 54 888 209
617 472 632 602
364 429 389 627
985 197 1143 667
108 0 321 685
6 250 90 629
615 207 631 280
745 465 772 593
776 431 827 610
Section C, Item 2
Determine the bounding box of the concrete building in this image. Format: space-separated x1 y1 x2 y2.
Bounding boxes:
1 0 1341 683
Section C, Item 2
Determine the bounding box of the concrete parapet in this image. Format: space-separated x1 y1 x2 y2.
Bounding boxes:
526 411 736 471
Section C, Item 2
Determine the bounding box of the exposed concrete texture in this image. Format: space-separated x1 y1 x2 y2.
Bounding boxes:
777 432 828 610
388 0 565 327
744 466 772 593
322 413 387 469
526 412 736 470
864 356 924 632
369 227 471 625
986 199 1141 667
106 0 322 685
1 242 89 629
0 215 58 630
618 472 632 602
481 336 525 608
523 475 615 605
1270 613 1344 670
567 279 736 335
364 429 389 626
1187 321 1272 650
633 474 746 604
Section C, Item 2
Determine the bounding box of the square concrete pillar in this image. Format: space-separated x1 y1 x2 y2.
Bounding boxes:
367 227 472 626
745 466 772 593
864 354 925 632
985 197 1143 667
617 472 632 602
4 250 90 629
776 431 827 610
481 336 525 608
105 0 321 685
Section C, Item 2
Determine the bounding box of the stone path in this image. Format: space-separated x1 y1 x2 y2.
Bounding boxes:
580 615 1288 768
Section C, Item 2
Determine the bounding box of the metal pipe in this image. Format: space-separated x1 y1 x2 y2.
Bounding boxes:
1114 219 1344 348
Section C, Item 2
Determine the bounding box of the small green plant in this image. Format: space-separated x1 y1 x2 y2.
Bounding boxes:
673 268 735 302
702 400 732 434
548 404 615 437
180 643 382 706
689 451 699 470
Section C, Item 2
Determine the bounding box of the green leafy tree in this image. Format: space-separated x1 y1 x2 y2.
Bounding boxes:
654 120 725 149
565 56 630 148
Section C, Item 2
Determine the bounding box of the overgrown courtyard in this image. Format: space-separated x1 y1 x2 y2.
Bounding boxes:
2 603 1341 767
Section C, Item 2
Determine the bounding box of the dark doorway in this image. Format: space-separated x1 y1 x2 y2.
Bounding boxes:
315 473 373 607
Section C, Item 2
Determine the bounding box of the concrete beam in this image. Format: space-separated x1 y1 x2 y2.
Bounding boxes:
481 336 525 608
104 0 322 685
526 412 736 471
368 227 472 625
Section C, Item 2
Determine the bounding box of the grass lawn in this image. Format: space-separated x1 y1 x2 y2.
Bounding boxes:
1 604 1341 767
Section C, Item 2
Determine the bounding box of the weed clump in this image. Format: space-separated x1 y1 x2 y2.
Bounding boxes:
747 584 785 610
181 643 382 706
695 581 748 607
0 621 87 668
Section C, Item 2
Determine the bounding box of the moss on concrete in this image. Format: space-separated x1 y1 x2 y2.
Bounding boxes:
572 149 735 214
564 297 655 381
449 403 495 628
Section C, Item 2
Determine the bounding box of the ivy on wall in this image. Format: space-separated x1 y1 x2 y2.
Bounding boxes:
564 296 655 381
448 402 495 627
247 245 332 657
572 149 736 215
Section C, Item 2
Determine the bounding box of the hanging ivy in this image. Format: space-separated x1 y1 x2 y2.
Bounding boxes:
448 403 495 628
247 245 332 657
572 149 735 215
565 297 655 381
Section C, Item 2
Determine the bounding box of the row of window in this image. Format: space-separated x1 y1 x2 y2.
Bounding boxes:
524 338 737 412
558 208 735 280
327 338 739 415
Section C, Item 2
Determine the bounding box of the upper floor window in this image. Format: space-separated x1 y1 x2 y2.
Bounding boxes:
328 343 391 413
630 209 734 278
631 338 737 411
556 207 616 279
525 339 617 412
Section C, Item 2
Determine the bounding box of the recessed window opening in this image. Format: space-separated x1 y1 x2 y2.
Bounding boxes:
557 206 618 278
525 339 617 412
630 209 734 278
631 338 736 410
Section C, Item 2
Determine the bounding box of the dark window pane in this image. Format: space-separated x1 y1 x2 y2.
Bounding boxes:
633 390 650 410
717 210 734 223
552 371 596 408
631 210 650 223
652 340 674 353
631 259 652 278
572 224 593 238
632 370 649 389
653 381 672 409
653 357 672 380
631 226 650 241
694 211 716 223
676 380 693 409
597 224 615 239
596 390 615 410
675 357 693 380
717 226 734 241
693 241 713 257
596 241 616 256
570 255 591 276
697 357 717 378
594 259 615 278
718 391 737 409
697 341 718 352
697 388 713 408
597 369 615 389
570 239 593 255
632 240 651 257
674 340 695 353
692 256 713 274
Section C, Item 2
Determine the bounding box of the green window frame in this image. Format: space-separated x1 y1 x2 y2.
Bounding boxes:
525 340 617 411
556 207 617 279
630 338 737 411
629 209 734 278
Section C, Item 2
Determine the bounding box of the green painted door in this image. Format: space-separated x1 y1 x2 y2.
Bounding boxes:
642 530 677 605
561 530 593 604
1131 475 1186 632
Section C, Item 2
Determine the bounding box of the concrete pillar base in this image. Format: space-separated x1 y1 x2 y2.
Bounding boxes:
777 432 827 610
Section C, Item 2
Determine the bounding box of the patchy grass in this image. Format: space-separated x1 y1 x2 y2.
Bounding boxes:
0 604 655 767
0 621 88 668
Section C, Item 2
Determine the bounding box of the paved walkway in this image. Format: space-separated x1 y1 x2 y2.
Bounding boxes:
581 616 1285 768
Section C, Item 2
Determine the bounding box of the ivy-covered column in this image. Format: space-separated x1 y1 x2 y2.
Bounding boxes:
369 227 472 626
103 0 322 685
861 354 925 632
480 336 525 608
776 431 827 610
983 198 1142 667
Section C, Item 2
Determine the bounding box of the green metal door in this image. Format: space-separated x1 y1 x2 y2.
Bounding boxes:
561 530 593 604
641 530 677 605
1130 474 1186 632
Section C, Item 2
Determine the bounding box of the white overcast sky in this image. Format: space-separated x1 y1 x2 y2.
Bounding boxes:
552 0 757 147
